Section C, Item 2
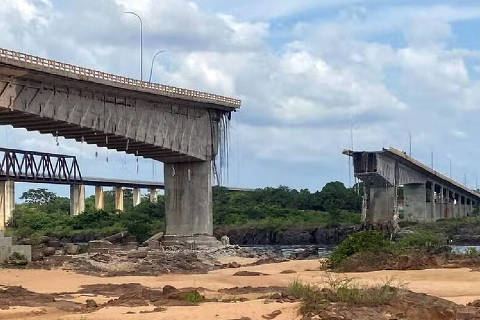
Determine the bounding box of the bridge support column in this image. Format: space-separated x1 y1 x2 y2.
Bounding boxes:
366 187 395 225
95 186 104 210
70 184 85 215
403 183 426 222
114 187 124 212
0 181 14 230
149 188 158 203
133 188 141 207
163 161 219 247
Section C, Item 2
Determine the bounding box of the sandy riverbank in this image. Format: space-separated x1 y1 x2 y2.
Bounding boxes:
0 259 480 319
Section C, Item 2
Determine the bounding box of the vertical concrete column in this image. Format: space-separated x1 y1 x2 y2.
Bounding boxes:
403 183 426 222
0 181 14 230
431 183 436 222
438 185 444 220
448 190 453 218
133 188 141 207
149 188 158 203
94 186 104 210
454 194 460 217
164 161 212 236
70 184 85 215
114 187 124 212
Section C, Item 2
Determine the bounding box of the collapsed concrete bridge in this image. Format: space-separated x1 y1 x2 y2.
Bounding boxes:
0 48 241 243
344 147 480 225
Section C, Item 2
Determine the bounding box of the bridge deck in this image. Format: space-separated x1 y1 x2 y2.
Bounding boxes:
0 48 240 110
345 147 480 201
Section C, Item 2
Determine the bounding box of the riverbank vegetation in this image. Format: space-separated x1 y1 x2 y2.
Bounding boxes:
8 182 362 243
327 218 480 272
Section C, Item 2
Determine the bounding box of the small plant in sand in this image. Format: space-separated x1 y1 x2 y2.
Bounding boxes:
184 290 204 304
287 274 404 316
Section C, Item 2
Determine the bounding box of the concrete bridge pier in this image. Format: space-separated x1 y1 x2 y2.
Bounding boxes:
0 181 14 229
163 161 220 247
149 189 158 203
70 184 85 215
95 186 104 210
133 188 141 207
114 187 124 212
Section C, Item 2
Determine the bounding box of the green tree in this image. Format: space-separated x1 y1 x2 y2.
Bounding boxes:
20 188 57 205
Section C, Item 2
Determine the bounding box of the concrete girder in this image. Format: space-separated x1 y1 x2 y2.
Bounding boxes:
0 76 222 163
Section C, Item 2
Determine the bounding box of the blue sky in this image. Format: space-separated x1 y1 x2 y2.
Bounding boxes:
2 0 480 198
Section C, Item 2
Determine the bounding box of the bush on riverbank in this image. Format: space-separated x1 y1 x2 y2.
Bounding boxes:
327 229 446 271
9 199 165 243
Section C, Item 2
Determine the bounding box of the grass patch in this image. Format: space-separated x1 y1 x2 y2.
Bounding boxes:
183 291 204 304
288 276 401 317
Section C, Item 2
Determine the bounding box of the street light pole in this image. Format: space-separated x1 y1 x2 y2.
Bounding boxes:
149 50 165 82
124 11 143 81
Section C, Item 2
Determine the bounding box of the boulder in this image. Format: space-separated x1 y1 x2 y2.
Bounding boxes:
43 247 56 257
162 285 179 296
88 240 113 252
31 250 44 261
47 240 60 248
143 232 164 248
127 251 148 259
103 232 128 244
86 299 98 308
37 236 50 244
221 235 230 246
65 243 80 255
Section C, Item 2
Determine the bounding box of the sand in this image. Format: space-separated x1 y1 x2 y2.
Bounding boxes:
1 259 480 319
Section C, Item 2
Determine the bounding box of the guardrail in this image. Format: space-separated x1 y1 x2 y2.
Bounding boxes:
0 48 241 108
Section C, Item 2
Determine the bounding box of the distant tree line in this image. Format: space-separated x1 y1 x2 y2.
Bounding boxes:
11 181 362 241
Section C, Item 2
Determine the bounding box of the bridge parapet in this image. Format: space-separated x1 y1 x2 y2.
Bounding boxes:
0 48 241 109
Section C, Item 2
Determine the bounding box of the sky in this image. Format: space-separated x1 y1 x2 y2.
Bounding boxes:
2 0 480 198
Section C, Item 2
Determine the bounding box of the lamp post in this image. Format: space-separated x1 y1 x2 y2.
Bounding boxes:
149 50 165 82
124 11 143 81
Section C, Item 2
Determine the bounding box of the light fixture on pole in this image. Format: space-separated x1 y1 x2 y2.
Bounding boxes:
149 50 165 83
124 11 143 81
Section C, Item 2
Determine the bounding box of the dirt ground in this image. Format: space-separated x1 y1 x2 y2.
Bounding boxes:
1 259 480 319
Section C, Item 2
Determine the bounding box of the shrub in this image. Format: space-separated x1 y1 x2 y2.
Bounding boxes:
395 230 443 252
328 230 388 268
183 291 204 304
8 252 28 266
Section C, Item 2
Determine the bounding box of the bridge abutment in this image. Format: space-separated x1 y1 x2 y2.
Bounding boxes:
70 185 85 215
0 181 14 230
163 161 219 246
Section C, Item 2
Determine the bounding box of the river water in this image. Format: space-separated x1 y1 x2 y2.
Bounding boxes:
243 245 480 259
241 245 333 258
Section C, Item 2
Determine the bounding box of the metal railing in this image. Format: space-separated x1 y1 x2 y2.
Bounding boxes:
0 48 241 108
